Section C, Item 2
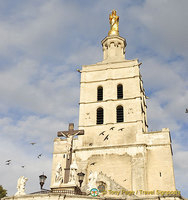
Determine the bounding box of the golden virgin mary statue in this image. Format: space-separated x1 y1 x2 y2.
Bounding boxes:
108 10 119 36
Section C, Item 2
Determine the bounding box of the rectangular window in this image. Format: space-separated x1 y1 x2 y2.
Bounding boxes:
97 108 103 124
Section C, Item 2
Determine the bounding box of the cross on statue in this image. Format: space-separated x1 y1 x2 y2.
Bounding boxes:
57 123 84 183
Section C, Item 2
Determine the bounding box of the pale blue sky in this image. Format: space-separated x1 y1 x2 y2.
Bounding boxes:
0 0 187 197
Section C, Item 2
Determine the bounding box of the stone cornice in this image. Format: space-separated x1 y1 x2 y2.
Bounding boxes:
79 96 142 105
80 75 140 84
74 143 171 152
79 119 143 128
81 63 140 73
82 58 139 68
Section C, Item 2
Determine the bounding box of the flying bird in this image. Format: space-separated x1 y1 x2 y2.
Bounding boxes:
5 160 11 165
104 134 109 141
21 166 25 168
185 109 188 113
30 142 36 145
37 154 42 159
110 127 115 130
118 128 124 131
6 162 10 165
123 179 127 182
90 162 96 165
99 131 105 136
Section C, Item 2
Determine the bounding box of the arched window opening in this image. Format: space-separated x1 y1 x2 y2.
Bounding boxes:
97 107 104 124
117 84 123 99
97 86 103 101
117 106 124 123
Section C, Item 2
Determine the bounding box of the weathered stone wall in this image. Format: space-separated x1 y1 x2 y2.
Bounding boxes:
146 144 175 191
75 144 147 191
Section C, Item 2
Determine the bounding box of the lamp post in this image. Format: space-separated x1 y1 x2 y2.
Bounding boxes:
77 172 85 187
39 173 47 190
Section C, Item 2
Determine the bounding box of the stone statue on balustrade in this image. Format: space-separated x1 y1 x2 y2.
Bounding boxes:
15 176 28 196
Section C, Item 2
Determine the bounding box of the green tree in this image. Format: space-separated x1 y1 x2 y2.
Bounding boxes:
0 185 7 199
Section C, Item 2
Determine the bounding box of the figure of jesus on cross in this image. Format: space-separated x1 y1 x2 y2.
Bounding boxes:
57 123 84 183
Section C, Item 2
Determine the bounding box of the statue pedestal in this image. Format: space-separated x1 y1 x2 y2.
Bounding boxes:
101 35 126 62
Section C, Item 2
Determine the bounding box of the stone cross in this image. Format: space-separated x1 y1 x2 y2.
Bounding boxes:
57 123 84 183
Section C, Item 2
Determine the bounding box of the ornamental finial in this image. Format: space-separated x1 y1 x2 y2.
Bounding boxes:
108 9 119 36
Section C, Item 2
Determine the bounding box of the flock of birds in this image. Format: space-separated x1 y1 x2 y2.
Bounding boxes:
88 108 188 182
4 109 188 167
4 142 42 168
4 109 187 182
97 108 188 142
98 126 125 141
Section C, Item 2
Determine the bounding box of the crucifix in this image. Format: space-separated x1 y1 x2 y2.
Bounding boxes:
57 123 84 184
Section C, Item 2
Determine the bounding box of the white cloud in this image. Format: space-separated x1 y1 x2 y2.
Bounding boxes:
142 58 188 121
0 136 52 195
0 115 67 195
129 0 188 58
0 58 80 119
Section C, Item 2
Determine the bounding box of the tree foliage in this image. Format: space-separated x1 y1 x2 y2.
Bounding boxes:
0 185 7 199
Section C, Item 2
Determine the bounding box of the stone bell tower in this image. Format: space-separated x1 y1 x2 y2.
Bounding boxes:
51 10 177 196
78 10 148 147
75 10 176 194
